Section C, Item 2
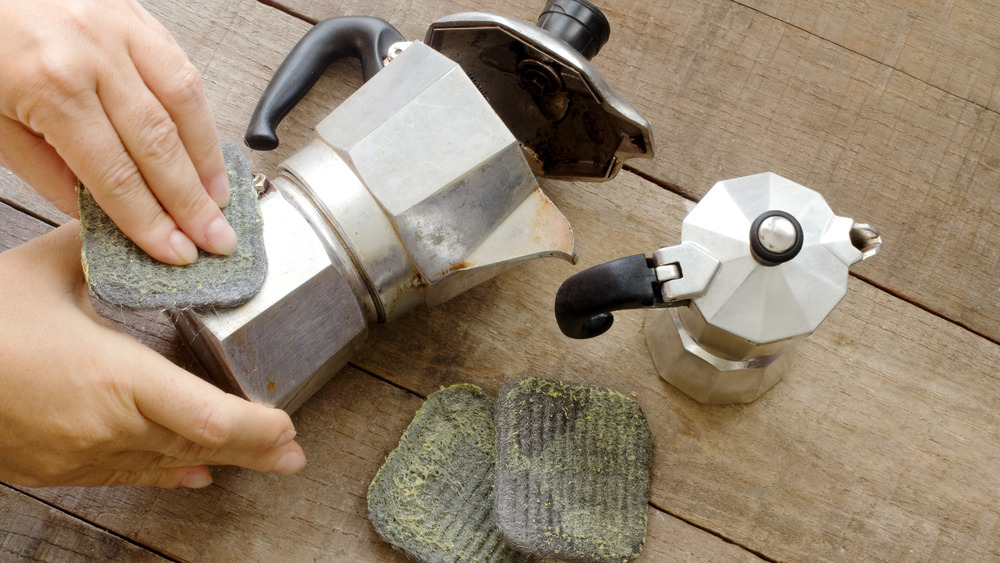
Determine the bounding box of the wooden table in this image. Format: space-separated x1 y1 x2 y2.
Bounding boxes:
3 0 999 561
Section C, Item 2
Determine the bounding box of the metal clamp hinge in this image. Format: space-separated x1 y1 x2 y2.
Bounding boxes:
383 41 413 66
652 242 720 304
252 172 274 199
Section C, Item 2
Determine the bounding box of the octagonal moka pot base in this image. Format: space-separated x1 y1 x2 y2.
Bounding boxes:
644 308 795 404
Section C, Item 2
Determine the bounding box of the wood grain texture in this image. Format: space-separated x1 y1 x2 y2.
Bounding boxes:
0 202 52 252
0 169 70 227
266 0 1000 349
22 366 757 562
739 0 1000 111
3 0 999 560
351 166 1000 561
0 486 166 562
0 0 763 560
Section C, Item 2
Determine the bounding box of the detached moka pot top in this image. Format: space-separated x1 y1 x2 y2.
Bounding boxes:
171 0 654 413
555 173 881 404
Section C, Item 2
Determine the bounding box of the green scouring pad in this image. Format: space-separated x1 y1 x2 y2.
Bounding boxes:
494 377 652 563
367 384 525 563
79 143 266 309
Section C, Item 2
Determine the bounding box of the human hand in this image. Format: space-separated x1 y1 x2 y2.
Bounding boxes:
0 225 306 488
0 0 235 265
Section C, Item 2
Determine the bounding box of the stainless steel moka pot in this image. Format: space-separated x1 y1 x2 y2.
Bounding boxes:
170 1 654 413
555 173 881 404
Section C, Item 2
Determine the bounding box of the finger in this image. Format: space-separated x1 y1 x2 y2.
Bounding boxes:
131 358 298 454
0 117 79 216
129 24 230 207
125 0 181 45
97 66 236 258
38 90 201 265
74 465 214 488
87 408 304 475
155 437 307 475
75 407 305 475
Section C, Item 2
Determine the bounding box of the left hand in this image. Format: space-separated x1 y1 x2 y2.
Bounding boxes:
0 224 306 488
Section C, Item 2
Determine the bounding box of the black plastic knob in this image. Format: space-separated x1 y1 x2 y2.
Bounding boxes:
537 0 611 60
749 210 804 266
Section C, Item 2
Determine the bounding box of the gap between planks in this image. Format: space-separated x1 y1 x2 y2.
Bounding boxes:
624 163 1000 350
1 483 178 562
726 0 998 115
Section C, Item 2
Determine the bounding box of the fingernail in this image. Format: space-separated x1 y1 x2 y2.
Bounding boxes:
274 429 297 448
208 172 231 207
180 471 213 489
169 229 199 264
205 216 238 255
273 451 307 475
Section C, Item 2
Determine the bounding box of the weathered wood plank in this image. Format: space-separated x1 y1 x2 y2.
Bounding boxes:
6 0 1000 560
738 0 1000 112
0 202 52 252
0 0 767 559
21 364 760 562
350 164 1000 561
262 0 1000 349
0 486 166 562
0 169 70 227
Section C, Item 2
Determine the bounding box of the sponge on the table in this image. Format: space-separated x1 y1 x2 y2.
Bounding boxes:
494 377 652 563
79 143 266 309
367 384 525 563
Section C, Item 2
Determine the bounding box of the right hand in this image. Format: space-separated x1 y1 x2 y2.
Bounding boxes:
0 0 236 265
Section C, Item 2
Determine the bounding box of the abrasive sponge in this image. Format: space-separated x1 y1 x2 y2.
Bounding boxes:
79 143 266 309
494 377 652 563
367 384 525 563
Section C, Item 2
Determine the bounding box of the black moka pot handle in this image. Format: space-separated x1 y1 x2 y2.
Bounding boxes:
245 17 405 151
554 254 663 339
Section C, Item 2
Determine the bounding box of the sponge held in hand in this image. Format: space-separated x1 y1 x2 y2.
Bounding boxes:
79 142 267 309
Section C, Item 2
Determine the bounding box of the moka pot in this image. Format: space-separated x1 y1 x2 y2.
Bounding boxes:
171 1 654 412
554 173 881 404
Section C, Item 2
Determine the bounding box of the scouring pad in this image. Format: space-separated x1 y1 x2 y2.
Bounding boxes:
367 384 525 563
79 143 266 309
494 377 652 563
